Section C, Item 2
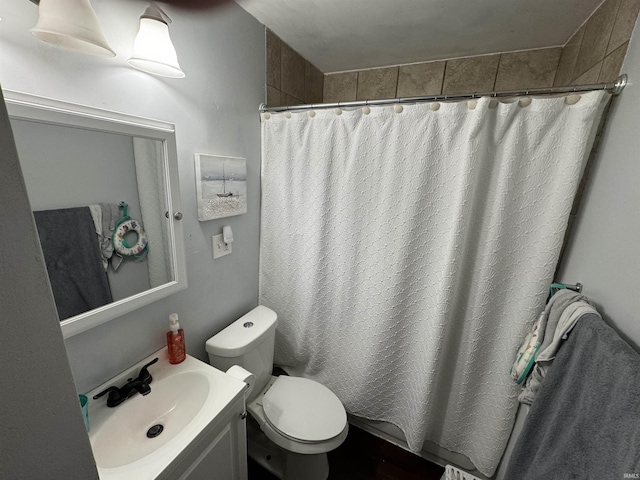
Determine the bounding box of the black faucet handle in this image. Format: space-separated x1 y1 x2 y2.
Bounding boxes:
93 385 124 407
136 357 159 384
93 386 119 400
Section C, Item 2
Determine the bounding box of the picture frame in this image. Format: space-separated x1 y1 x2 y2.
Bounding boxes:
194 153 247 221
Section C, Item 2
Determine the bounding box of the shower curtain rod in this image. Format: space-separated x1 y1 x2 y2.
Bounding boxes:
259 74 628 113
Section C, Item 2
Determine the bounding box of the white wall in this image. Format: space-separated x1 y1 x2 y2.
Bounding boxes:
557 19 640 350
0 0 265 397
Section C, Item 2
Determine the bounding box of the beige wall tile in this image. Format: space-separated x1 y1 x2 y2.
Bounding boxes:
495 48 561 91
324 72 358 102
280 42 306 100
397 62 445 97
356 67 399 100
599 42 629 82
266 29 281 89
305 61 324 104
281 92 304 106
442 55 500 94
267 85 281 107
607 0 640 54
573 61 603 85
554 27 586 86
574 0 621 78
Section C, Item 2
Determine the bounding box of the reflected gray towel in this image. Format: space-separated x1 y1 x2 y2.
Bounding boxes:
505 314 640 479
89 203 123 271
34 207 112 321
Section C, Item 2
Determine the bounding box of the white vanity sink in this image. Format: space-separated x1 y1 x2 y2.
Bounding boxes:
87 348 247 480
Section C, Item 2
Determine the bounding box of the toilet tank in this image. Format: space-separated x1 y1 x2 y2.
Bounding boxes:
206 306 278 401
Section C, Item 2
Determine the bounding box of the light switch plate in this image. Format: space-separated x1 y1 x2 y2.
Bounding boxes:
212 234 232 259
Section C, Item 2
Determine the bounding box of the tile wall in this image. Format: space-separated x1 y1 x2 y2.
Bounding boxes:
265 0 639 106
266 30 324 107
554 0 639 86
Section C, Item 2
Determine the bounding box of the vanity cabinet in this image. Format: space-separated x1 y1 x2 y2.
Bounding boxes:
87 351 248 480
159 390 247 480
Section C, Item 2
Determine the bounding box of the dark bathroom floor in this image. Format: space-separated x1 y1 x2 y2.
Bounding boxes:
248 424 444 480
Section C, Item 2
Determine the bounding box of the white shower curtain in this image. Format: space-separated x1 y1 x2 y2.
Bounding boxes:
259 92 608 476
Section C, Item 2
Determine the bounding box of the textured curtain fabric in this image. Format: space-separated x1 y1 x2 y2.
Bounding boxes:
133 138 172 287
259 92 608 476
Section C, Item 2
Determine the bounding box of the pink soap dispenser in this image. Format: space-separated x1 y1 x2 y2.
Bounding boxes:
167 313 186 364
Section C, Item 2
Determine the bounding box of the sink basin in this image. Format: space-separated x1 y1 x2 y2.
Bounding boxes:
91 371 209 468
86 348 246 479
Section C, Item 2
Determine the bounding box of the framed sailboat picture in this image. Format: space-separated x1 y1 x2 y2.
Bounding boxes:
194 153 247 221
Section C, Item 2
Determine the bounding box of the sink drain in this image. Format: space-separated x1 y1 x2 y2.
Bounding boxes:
146 424 164 438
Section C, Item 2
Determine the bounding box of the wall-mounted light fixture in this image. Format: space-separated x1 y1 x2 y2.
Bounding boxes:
127 4 185 78
30 0 115 57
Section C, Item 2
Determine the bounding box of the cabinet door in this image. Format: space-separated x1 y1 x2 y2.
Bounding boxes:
183 424 235 480
178 403 248 480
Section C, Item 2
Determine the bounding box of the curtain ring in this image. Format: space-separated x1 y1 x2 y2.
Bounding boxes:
519 97 532 108
565 94 581 105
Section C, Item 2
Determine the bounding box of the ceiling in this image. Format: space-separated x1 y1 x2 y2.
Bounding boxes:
234 0 604 73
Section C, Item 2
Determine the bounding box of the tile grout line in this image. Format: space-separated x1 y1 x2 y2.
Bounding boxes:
440 61 447 95
492 54 502 91
603 0 624 60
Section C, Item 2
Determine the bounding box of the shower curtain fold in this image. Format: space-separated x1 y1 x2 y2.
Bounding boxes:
259 92 609 477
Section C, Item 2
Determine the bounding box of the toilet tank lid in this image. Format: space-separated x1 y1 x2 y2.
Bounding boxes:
206 305 278 357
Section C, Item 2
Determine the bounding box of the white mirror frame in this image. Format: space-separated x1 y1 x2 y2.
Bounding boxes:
3 90 187 338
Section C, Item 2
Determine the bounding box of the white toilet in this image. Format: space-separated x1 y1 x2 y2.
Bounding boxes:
205 306 348 480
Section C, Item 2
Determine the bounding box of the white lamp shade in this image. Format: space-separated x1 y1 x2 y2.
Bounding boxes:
31 0 115 57
127 18 185 78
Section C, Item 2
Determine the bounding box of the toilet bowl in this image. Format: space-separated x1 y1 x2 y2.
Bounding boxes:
250 375 348 454
205 306 348 480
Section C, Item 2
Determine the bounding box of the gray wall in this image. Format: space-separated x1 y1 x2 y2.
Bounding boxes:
0 0 265 421
557 15 640 349
495 17 640 480
0 92 98 478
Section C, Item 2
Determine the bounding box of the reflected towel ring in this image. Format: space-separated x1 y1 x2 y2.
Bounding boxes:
113 219 148 257
113 202 149 258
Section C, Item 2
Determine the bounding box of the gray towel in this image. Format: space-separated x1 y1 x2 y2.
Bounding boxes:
34 207 112 321
505 314 640 479
519 290 600 404
98 203 123 271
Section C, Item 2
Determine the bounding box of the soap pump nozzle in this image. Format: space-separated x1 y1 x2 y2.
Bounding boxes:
169 313 180 332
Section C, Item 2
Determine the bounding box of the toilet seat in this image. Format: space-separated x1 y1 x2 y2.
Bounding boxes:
262 376 347 443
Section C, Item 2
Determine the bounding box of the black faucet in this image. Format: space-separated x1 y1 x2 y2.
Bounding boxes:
93 358 159 408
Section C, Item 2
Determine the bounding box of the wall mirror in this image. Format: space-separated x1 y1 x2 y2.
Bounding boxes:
4 90 187 338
